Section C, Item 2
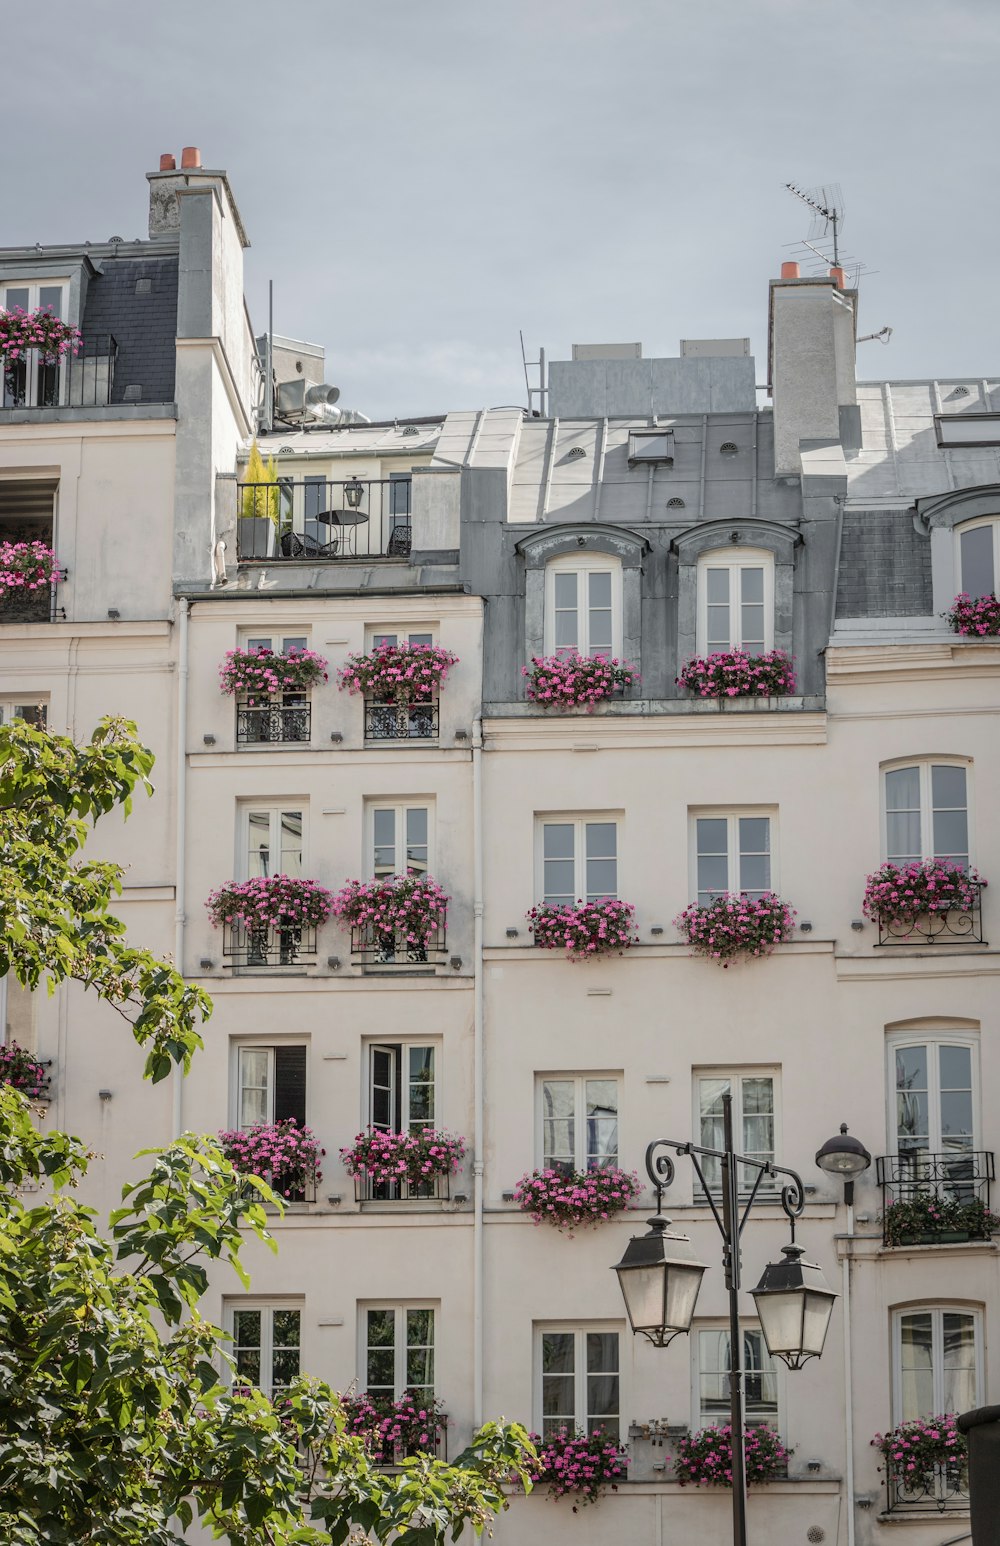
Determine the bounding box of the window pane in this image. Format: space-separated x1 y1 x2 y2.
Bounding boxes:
542 1080 575 1170
885 767 922 862
588 571 613 657
931 765 967 810
960 524 995 600
896 1046 929 1153
279 812 302 876
543 823 576 904
4 287 30 311
699 1077 729 1193
740 567 764 604
939 1044 972 1090
542 1331 575 1374
586 1079 619 1168
39 286 63 318
406 1308 434 1391
739 815 771 897
233 1308 261 1348
407 1047 435 1128
271 1345 300 1391
373 808 396 877
367 1309 395 1346
932 810 968 865
247 811 272 877
553 572 578 654
706 569 729 604
407 1308 434 1346
898 1314 934 1421
585 822 617 901
942 1314 978 1414
405 807 428 875
238 1048 270 1128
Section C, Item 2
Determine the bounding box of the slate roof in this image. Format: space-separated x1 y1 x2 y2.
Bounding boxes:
81 256 178 404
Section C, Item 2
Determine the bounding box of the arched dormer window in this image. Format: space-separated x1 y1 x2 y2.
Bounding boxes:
956 517 1000 599
544 551 623 659
696 547 774 655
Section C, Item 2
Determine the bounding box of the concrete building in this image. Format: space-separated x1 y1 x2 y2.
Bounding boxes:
2 157 999 1546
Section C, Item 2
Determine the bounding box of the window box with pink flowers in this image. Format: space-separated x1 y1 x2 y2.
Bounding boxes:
872 1415 968 1513
675 1423 791 1488
676 650 796 701
674 893 796 965
526 898 638 958
338 641 458 742
946 592 1000 637
514 1166 642 1234
218 1118 324 1203
523 651 639 711
0 540 62 623
863 860 986 946
341 1127 467 1201
206 875 334 967
341 1390 449 1464
527 1427 629 1506
332 874 449 965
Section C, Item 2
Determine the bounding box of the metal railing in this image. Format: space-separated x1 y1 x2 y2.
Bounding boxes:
236 702 311 745
876 1150 995 1245
1 335 118 409
223 920 318 968
239 1172 318 1205
350 917 448 966
365 699 439 741
355 1171 451 1203
876 882 985 946
886 1454 969 1514
236 478 412 561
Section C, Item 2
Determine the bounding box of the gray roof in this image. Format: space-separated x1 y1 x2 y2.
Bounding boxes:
81 255 179 405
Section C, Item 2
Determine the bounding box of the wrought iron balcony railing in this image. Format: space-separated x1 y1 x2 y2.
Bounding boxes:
365 698 439 741
876 1149 995 1246
350 918 448 966
2 335 118 410
236 702 311 745
355 1171 451 1203
222 920 318 968
885 1453 969 1514
236 478 412 561
876 881 985 946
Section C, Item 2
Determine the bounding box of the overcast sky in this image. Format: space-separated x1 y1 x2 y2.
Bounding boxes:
4 0 999 420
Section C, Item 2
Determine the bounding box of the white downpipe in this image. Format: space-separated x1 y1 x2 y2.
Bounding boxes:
472 713 485 1427
172 598 190 1139
844 1202 856 1546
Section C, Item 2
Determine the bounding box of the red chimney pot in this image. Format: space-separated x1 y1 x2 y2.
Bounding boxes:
829 265 846 289
159 153 176 172
780 261 800 280
181 146 202 169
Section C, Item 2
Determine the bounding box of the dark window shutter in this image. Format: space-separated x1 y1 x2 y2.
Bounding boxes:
274 1046 307 1126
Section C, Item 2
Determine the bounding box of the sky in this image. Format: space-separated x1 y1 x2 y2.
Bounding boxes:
4 0 1000 420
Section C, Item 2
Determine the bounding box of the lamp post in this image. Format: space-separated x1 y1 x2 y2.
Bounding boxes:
612 1093 837 1546
343 475 365 510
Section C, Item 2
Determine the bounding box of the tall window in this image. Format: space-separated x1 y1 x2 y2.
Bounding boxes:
234 1044 307 1130
696 1326 779 1429
544 555 621 659
363 1306 435 1404
538 1076 619 1173
369 1043 437 1136
2 281 69 408
695 1070 777 1195
537 1328 620 1441
697 549 773 654
693 813 772 903
890 1038 977 1167
883 763 969 867
0 697 47 728
369 803 430 878
238 633 310 744
893 1307 981 1423
228 1304 301 1400
242 806 304 878
957 519 1000 600
538 817 618 904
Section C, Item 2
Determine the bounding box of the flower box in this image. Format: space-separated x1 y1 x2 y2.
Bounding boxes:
206 875 334 932
674 893 796 965
872 1414 968 1512
946 592 1000 637
218 1119 324 1201
676 649 796 700
0 1041 51 1100
513 1166 642 1233
528 1427 629 1506
218 645 328 701
0 307 82 363
675 1423 791 1487
523 651 639 710
863 860 986 930
331 875 449 963
338 641 458 703
341 1128 466 1197
882 1193 998 1248
0 541 61 610
526 898 637 958
341 1390 448 1463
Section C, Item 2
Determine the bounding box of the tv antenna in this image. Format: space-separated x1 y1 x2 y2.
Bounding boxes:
785 182 844 268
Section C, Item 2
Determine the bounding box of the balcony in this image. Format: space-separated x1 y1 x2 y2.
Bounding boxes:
0 589 57 624
350 918 448 967
877 1149 996 1246
885 1453 969 1515
2 336 117 410
365 698 439 741
236 478 412 562
236 702 311 745
875 881 985 946
222 920 318 969
355 1172 452 1203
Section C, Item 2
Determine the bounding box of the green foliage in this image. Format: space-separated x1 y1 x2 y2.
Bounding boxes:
241 440 282 527
0 715 210 1082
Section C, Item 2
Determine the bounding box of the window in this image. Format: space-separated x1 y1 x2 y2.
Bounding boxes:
369 629 434 649
695 1070 778 1195
228 1304 301 1400
537 817 618 904
693 813 772 903
364 632 438 739
892 1307 982 1424
956 518 1000 600
696 1326 779 1430
242 806 304 879
388 474 412 531
544 554 622 659
234 1044 307 1130
362 1305 435 1404
238 632 310 745
0 697 47 728
1 975 35 1049
883 763 969 867
365 1043 438 1197
537 1328 620 1441
537 1075 619 1173
368 802 430 878
890 1037 978 1167
697 549 773 654
303 476 328 549
2 282 69 408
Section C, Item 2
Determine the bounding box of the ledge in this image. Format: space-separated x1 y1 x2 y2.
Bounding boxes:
0 402 177 425
482 709 827 749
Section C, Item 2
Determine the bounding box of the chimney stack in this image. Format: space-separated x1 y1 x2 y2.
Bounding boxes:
768 265 858 478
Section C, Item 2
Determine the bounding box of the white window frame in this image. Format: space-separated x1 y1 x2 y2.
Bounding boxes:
358 1303 437 1402
0 695 48 727
689 809 777 903
885 1029 981 1160
365 1039 440 1135
533 1323 623 1440
230 1041 309 1131
1 280 71 408
225 1300 303 1401
880 759 973 866
238 803 306 881
691 1321 783 1432
543 553 623 659
365 626 436 651
955 517 1000 600
535 1073 621 1172
692 1067 781 1197
365 800 433 879
696 547 774 655
534 814 621 904
891 1305 984 1424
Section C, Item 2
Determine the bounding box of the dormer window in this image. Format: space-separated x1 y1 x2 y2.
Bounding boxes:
697 548 774 654
544 554 622 659
2 282 70 409
957 518 1000 599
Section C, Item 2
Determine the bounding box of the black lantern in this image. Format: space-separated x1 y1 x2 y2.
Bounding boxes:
815 1123 871 1203
612 1215 708 1347
343 476 365 510
750 1243 838 1370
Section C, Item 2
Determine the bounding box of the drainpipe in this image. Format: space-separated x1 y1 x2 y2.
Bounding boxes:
472 712 485 1427
172 597 190 1138
844 1201 856 1546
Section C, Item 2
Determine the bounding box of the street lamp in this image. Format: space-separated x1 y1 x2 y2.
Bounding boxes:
343 475 365 510
613 1092 837 1546
815 1123 871 1204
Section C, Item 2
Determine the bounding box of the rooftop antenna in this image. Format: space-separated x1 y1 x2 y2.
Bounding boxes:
785 182 844 269
519 329 547 416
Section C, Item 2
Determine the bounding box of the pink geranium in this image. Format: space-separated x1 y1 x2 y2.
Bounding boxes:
514 1166 642 1233
676 1423 790 1487
0 1041 51 1100
338 641 458 702
206 875 334 931
527 1427 629 1506
0 541 60 600
862 859 984 927
527 899 637 958
946 592 1000 637
218 1119 324 1199
331 875 449 947
0 306 81 363
523 651 639 710
341 1389 448 1463
676 650 796 699
674 892 796 965
218 645 328 703
341 1128 466 1188
872 1414 966 1495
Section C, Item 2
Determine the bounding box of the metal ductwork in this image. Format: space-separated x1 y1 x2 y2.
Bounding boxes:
275 379 341 417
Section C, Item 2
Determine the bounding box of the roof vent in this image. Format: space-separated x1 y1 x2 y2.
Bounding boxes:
567 446 587 458
952 385 971 398
666 497 686 509
402 424 421 436
628 429 675 467
135 277 152 296
720 441 739 456
108 235 125 244
122 385 142 402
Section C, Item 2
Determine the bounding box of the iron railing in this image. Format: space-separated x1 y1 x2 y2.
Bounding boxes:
223 920 318 968
236 702 311 745
876 1150 995 1245
0 573 65 624
355 1170 451 1203
1 335 118 410
350 917 448 966
236 478 412 561
885 1453 969 1514
239 1172 318 1205
876 883 985 946
365 698 439 741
